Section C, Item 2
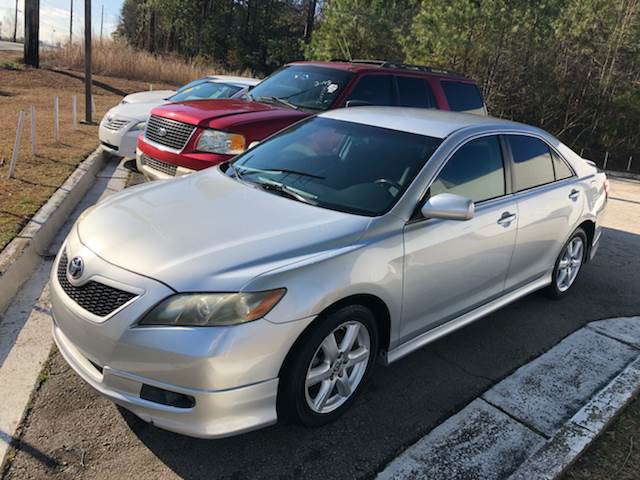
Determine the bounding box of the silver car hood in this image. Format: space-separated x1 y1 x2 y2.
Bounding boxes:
77 169 370 292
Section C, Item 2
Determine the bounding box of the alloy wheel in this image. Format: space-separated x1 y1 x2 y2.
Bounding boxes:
556 236 584 292
304 320 371 414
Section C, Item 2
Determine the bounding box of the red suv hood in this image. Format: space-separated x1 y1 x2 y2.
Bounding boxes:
151 99 306 127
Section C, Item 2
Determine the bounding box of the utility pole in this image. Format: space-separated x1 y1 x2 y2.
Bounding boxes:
100 4 104 41
13 0 18 42
69 0 73 44
83 0 93 124
24 0 40 67
304 0 317 44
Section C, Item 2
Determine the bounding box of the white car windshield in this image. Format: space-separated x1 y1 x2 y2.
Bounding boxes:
169 82 243 101
226 117 442 216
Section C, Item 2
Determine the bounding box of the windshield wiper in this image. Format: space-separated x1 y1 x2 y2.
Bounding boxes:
255 95 299 110
238 165 325 180
256 180 317 206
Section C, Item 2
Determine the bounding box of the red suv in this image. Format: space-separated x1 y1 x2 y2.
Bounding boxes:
136 60 487 180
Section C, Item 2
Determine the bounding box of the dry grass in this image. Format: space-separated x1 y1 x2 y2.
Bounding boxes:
0 51 174 250
42 39 249 86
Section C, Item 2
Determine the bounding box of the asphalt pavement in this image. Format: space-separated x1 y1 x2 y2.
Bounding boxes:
3 177 640 480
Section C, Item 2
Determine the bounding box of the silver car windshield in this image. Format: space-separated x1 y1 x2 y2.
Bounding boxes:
227 117 442 216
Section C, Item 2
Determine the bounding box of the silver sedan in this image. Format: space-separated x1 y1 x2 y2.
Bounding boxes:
51 108 608 438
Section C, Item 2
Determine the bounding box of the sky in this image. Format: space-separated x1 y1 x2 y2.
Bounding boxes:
0 0 123 45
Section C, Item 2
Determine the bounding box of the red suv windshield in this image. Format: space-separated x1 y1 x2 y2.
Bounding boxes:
249 65 353 111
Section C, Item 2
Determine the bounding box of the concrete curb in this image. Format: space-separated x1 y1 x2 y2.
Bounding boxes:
0 147 109 314
509 355 640 480
377 317 640 480
0 156 130 474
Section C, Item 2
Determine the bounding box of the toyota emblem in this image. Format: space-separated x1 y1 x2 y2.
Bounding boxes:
68 256 85 280
157 127 168 137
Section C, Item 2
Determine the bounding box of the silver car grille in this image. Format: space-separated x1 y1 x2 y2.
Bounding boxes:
103 118 130 131
57 252 137 317
145 114 196 151
140 154 178 177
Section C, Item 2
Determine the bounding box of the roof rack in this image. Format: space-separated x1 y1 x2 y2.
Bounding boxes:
329 59 467 78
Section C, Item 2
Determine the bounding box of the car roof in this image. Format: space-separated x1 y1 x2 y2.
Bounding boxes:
288 60 473 82
319 107 529 139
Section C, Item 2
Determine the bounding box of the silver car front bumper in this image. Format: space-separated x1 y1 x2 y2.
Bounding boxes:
50 228 313 438
53 324 279 438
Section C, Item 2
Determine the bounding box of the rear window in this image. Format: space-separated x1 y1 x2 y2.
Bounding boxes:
551 150 574 180
396 76 436 108
508 135 555 191
441 81 484 112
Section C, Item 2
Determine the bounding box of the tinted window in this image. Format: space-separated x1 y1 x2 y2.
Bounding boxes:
441 81 484 112
169 82 242 101
346 75 394 106
430 136 505 203
397 76 436 108
229 117 441 216
551 150 574 180
249 65 353 111
508 135 555 191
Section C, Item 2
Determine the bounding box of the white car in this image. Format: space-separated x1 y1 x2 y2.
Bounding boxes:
99 76 260 158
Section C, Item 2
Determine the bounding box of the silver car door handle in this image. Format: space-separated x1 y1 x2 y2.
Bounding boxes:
569 189 580 201
497 212 517 226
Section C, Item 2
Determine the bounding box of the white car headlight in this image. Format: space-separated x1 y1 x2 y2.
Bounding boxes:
139 289 286 327
130 121 146 131
196 129 246 155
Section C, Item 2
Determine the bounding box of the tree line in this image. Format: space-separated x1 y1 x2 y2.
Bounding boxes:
116 0 640 167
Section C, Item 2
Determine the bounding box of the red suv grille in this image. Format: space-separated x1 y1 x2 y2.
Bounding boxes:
145 115 196 151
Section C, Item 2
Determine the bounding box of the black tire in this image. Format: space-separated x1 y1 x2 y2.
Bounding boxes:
545 228 588 299
277 304 378 427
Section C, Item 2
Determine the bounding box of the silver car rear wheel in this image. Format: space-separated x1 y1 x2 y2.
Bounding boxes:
304 320 371 414
556 236 584 292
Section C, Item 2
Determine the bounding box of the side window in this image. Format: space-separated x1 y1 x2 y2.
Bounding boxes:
441 81 484 112
508 135 555 191
396 76 436 108
430 136 505 203
551 150 574 180
346 75 394 106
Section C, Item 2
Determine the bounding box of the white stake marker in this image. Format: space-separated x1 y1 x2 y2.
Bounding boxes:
30 105 37 156
72 95 78 130
8 111 25 179
53 96 60 142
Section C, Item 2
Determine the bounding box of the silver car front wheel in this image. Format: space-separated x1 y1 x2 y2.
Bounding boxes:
278 304 378 427
305 321 371 414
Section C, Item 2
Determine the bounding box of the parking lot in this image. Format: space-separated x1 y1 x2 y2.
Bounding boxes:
4 176 640 480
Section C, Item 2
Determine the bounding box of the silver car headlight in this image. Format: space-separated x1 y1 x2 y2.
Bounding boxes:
196 129 246 155
130 121 146 131
139 289 286 327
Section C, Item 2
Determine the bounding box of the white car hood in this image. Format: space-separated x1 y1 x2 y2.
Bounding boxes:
105 100 167 123
77 169 370 292
122 90 175 104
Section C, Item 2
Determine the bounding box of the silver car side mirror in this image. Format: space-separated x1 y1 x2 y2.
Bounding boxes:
421 193 475 221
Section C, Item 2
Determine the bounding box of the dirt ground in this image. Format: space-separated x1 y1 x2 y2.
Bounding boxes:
0 51 173 250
